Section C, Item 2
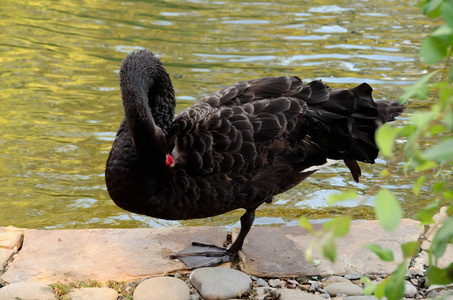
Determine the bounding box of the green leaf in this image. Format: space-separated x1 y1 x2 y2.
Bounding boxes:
423 0 444 18
361 276 377 295
414 159 437 171
299 216 313 232
420 36 449 64
327 190 358 205
375 188 402 233
385 262 408 300
447 205 453 215
376 124 398 156
398 125 416 137
416 202 441 225
444 189 453 199
324 216 351 238
374 277 390 299
433 181 445 194
441 1 453 28
366 244 395 261
439 86 453 108
413 176 426 195
322 232 337 262
445 111 453 130
423 139 453 163
426 263 453 285
410 110 434 128
430 216 453 264
399 71 438 102
431 23 453 40
414 0 427 9
429 124 446 135
401 241 420 259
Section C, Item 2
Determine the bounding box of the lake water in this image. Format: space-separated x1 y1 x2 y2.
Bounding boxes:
0 0 439 230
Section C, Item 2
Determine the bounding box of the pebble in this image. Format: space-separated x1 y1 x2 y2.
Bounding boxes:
344 274 362 280
256 277 268 287
309 281 322 292
324 282 364 297
279 288 326 300
404 280 417 298
323 275 351 286
66 287 118 300
190 267 252 300
268 278 281 287
426 284 453 298
344 296 379 300
255 287 325 300
0 282 55 300
407 267 424 277
133 277 190 300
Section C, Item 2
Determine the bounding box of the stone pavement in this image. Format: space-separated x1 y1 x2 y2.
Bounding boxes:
0 218 440 284
232 219 424 277
0 210 452 299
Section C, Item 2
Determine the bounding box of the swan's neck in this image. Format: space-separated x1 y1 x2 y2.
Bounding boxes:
119 53 175 163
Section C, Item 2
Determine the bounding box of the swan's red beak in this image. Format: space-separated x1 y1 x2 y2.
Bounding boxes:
166 154 175 167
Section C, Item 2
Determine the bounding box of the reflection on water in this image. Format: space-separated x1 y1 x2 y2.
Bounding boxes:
0 0 439 229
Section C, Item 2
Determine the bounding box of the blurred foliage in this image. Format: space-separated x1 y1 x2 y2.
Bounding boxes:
307 0 453 298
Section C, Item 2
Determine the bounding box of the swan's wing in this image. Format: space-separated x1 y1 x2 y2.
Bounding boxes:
199 76 304 108
169 77 403 196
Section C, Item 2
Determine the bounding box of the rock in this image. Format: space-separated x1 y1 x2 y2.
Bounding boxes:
66 287 118 300
0 282 55 300
269 278 281 287
0 249 14 270
404 280 417 298
1 227 226 283
190 293 201 300
255 287 324 300
190 267 252 300
407 267 424 277
134 277 190 300
426 283 453 298
234 220 423 277
0 227 25 250
279 288 325 300
344 274 362 280
256 278 268 287
255 287 277 299
309 281 321 292
324 282 364 297
344 297 379 300
323 276 351 286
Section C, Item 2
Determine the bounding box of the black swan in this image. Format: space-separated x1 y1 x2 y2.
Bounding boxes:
105 50 405 269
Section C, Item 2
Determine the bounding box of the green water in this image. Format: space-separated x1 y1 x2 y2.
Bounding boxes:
0 0 439 229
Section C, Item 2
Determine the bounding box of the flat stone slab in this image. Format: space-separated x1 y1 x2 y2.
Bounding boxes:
234 219 423 277
0 226 25 250
0 227 26 273
1 227 226 284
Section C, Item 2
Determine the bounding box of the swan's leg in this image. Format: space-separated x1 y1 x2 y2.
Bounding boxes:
170 210 255 269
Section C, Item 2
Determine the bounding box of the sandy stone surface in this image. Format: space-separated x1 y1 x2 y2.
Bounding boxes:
0 227 26 274
0 249 14 269
0 226 25 250
1 227 226 284
234 219 423 277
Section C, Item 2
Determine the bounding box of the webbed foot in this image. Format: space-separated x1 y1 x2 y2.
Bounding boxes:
170 242 236 269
